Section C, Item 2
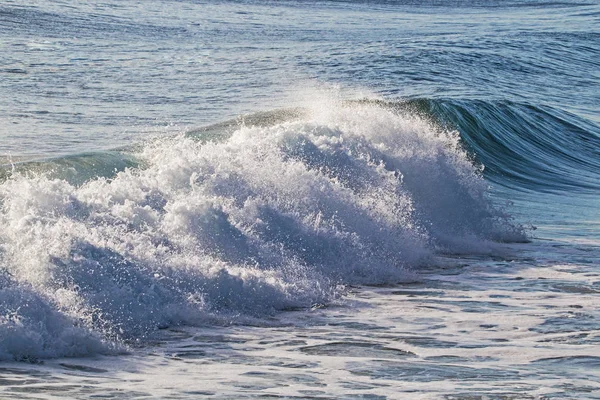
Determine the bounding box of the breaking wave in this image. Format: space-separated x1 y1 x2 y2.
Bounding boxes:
0 99 525 360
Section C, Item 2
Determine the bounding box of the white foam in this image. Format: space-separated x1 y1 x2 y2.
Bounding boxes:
0 100 525 360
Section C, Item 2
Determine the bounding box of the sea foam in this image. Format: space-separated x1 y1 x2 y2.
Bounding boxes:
0 101 524 360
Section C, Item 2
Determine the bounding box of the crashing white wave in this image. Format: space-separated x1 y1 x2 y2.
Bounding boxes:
0 101 525 360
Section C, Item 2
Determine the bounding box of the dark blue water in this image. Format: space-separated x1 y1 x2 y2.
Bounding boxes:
1 0 599 398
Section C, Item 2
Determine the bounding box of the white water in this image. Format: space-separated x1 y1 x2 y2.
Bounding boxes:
2 241 599 399
0 101 524 362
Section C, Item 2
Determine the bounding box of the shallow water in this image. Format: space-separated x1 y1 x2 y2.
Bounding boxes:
2 241 599 399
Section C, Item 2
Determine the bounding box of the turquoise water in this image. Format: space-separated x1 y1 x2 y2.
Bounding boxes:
1 0 599 398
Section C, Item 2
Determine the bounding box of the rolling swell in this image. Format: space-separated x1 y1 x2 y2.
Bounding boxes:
406 99 600 194
0 100 525 361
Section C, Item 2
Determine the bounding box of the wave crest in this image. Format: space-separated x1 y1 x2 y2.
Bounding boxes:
0 101 524 360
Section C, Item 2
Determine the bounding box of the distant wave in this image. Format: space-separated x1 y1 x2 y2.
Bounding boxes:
0 100 526 361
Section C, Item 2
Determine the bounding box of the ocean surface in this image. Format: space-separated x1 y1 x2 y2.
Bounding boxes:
1 0 599 398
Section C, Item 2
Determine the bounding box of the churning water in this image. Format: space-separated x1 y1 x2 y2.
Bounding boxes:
1 0 599 398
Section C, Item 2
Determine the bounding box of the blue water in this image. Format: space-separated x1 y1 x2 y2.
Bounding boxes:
1 0 599 398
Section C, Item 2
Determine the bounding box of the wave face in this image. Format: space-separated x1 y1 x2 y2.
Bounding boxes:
409 99 600 194
0 101 524 361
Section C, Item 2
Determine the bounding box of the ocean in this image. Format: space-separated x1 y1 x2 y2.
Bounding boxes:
1 0 599 398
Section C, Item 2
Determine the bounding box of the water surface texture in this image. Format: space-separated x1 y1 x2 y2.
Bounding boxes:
1 0 599 398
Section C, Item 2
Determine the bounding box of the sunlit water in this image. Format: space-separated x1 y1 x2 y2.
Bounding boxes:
1 0 599 399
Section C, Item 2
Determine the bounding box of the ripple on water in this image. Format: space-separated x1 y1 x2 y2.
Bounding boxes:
538 332 600 345
530 311 600 334
299 342 416 359
442 393 537 400
531 355 600 369
551 283 600 294
58 363 108 374
347 360 522 382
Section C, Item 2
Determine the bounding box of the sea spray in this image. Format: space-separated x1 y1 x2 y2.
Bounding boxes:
0 101 525 360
